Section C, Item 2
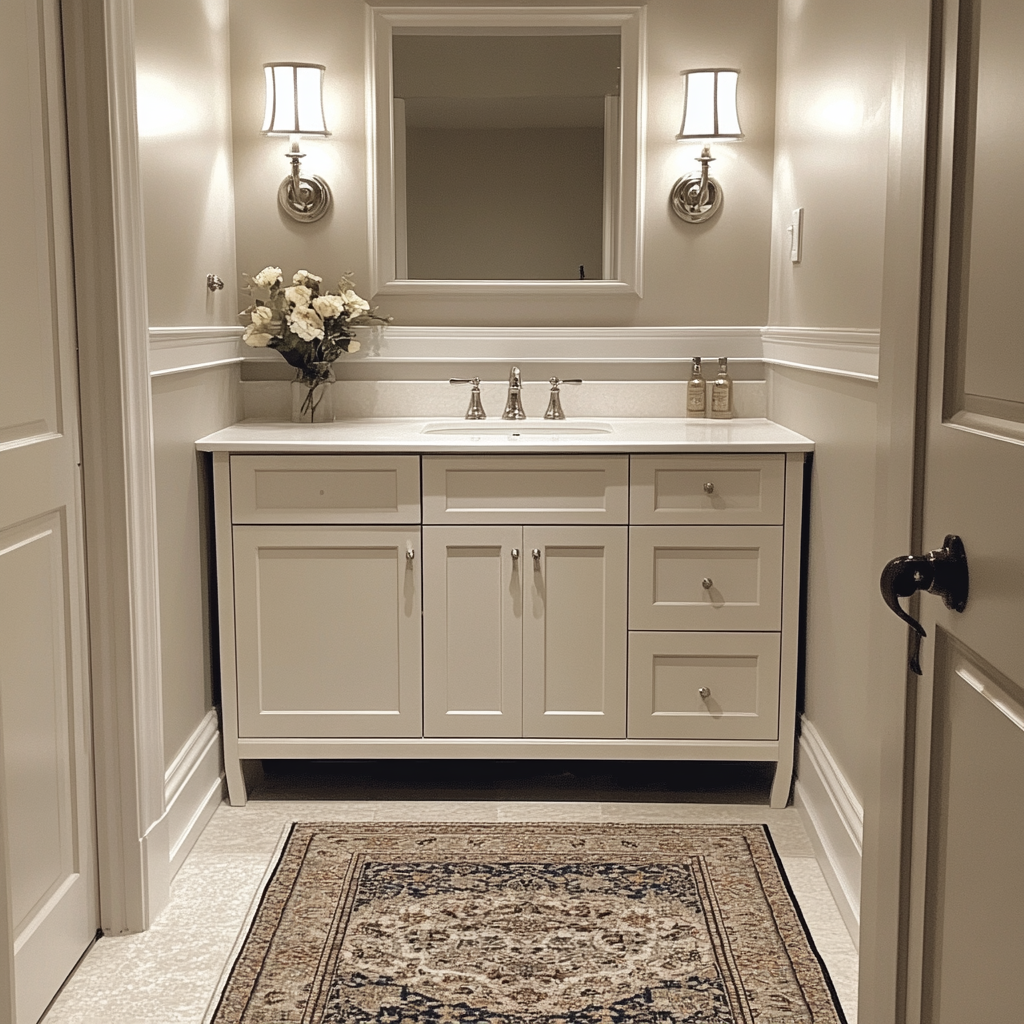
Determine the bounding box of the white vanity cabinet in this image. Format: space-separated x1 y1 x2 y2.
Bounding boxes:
201 430 808 810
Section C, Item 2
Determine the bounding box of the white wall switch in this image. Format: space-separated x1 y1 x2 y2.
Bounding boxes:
790 207 803 263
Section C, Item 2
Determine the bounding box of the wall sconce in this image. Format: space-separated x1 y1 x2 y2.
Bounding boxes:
262 62 332 223
671 68 743 223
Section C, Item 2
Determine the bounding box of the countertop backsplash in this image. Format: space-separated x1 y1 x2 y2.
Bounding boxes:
240 378 767 422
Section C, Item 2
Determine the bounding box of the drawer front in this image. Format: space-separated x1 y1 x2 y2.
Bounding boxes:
423 456 628 525
630 454 785 525
627 631 780 740
231 455 420 524
629 526 783 631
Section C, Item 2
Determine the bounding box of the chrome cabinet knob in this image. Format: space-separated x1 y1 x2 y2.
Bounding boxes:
702 577 713 590
406 544 415 561
699 687 711 699
511 548 520 562
703 481 715 494
532 548 541 562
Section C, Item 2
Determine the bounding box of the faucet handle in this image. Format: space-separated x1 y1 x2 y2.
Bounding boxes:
450 377 486 420
544 377 583 420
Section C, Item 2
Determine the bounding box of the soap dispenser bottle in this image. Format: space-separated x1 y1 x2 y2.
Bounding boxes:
710 357 733 419
686 357 707 417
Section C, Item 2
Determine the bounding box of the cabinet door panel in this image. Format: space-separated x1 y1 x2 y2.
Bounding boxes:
629 526 783 631
234 526 421 737
523 526 627 738
423 526 523 737
628 632 780 740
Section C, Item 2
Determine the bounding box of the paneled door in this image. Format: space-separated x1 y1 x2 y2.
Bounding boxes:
0 0 99 1020
880 1 1024 1019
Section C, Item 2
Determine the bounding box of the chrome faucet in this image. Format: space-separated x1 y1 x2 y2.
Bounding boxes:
502 365 527 420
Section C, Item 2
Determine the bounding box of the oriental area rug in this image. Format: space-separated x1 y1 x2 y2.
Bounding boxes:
209 822 846 1024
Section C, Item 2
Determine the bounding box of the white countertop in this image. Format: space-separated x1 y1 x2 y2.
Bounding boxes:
195 417 813 453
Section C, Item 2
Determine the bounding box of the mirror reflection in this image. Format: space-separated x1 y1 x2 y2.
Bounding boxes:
392 33 621 281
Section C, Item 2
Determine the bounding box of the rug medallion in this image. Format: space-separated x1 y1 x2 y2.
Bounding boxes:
210 823 845 1024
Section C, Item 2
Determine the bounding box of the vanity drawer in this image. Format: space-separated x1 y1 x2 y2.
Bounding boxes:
422 456 628 525
627 631 780 740
230 455 421 524
629 526 783 631
630 454 785 525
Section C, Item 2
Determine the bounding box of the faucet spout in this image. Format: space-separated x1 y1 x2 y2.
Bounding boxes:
502 365 527 420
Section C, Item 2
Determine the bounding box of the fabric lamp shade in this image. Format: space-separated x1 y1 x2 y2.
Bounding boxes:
262 63 329 135
676 69 743 141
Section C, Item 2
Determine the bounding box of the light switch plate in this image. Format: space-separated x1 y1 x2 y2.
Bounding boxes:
790 207 803 263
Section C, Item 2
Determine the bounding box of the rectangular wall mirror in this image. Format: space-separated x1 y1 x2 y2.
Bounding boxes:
369 6 646 296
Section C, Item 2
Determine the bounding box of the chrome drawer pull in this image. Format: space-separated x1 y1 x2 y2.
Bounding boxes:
699 687 711 700
702 577 713 590
511 548 520 562
532 548 541 563
703 481 715 494
406 544 415 561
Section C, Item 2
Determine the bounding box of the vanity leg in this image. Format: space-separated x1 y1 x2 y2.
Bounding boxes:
225 754 247 806
770 756 794 809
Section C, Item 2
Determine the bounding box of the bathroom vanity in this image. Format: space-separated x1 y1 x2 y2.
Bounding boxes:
196 419 812 808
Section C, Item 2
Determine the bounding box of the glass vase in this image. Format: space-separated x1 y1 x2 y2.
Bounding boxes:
290 369 335 423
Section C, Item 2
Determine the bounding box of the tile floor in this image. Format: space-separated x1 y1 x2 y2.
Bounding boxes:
42 761 859 1024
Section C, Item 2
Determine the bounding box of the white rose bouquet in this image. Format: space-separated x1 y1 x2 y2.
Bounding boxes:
239 267 391 419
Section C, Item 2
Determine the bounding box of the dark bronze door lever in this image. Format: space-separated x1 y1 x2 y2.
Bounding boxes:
879 535 969 674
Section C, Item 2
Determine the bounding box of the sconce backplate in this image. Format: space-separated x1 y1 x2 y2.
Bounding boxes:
278 175 333 223
670 174 723 223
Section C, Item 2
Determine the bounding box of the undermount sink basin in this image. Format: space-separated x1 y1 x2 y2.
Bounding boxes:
420 420 614 435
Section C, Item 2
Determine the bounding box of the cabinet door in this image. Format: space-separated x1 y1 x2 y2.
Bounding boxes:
423 526 523 737
233 526 422 737
522 526 627 738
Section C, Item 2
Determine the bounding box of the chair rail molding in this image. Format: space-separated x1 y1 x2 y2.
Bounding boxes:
761 326 880 381
149 326 244 377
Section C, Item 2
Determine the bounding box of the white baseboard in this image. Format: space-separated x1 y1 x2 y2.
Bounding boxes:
794 716 863 946
164 710 225 878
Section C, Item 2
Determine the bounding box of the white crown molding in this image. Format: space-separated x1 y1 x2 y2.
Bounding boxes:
240 325 766 364
149 327 244 377
795 716 864 944
761 326 880 381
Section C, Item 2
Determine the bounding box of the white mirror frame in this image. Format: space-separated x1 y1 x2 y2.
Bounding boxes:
367 5 646 297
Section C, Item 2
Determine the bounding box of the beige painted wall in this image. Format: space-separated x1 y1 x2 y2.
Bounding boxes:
768 0 891 330
229 0 778 326
151 367 242 763
135 0 243 766
135 0 238 324
767 0 896 801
